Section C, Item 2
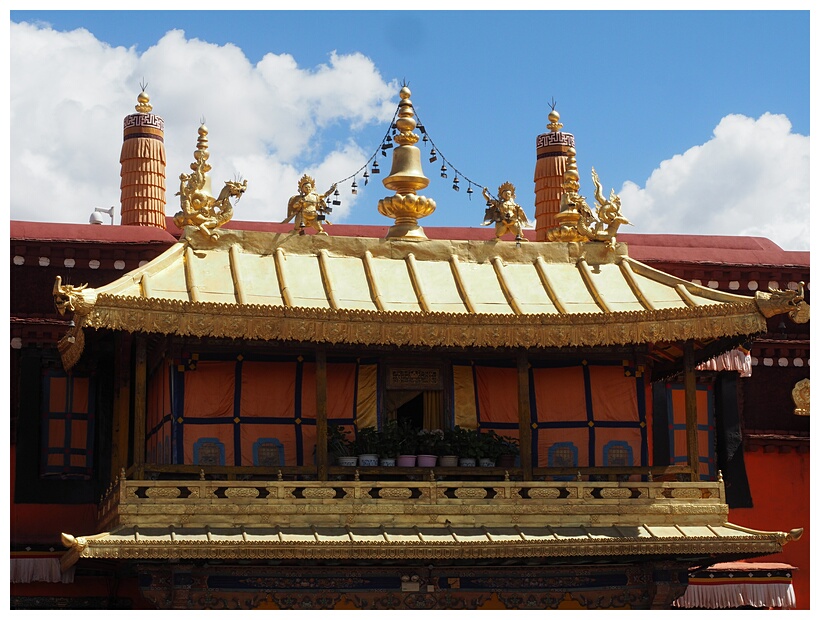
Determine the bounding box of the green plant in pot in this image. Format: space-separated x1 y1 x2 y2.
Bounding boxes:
438 427 459 467
495 433 520 467
355 426 380 466
327 425 356 466
451 426 483 466
396 419 419 456
416 428 444 455
477 430 501 466
377 419 403 465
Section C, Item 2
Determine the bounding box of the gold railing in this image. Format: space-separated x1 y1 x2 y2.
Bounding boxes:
99 467 726 533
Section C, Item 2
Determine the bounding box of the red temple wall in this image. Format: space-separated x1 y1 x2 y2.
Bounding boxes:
10 444 97 544
729 449 810 610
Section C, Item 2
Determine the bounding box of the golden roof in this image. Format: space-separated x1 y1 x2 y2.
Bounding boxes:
62 227 781 350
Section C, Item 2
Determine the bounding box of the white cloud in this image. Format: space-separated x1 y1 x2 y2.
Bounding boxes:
619 113 809 251
10 22 397 225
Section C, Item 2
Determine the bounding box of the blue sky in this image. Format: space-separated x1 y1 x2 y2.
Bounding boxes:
8 7 812 250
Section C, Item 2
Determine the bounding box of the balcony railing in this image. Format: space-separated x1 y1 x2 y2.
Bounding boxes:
99 466 727 533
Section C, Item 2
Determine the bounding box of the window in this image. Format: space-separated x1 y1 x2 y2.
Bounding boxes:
41 371 94 479
193 438 225 466
254 439 285 467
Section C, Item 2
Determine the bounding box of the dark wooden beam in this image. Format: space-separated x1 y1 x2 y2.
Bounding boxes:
683 341 700 482
517 351 533 481
316 347 328 481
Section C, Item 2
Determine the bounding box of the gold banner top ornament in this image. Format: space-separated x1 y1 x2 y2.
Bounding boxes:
378 84 437 240
172 123 248 240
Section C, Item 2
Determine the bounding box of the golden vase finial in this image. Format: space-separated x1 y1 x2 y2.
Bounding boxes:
547 107 563 133
378 85 436 241
135 90 153 114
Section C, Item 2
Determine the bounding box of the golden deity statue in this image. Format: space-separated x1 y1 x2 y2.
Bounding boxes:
284 174 336 235
482 182 530 241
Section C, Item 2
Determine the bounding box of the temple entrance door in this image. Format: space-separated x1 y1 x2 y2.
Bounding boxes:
397 392 424 428
387 390 445 430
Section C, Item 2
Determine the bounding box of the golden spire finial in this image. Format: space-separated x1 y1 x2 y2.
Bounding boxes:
547 100 563 132
563 147 580 190
378 83 436 240
135 90 152 114
196 121 209 152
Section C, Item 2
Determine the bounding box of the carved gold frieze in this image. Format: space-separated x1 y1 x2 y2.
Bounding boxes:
145 487 182 499
225 487 260 499
454 488 488 500
528 488 562 500
378 488 413 500
85 293 768 350
599 488 633 500
303 488 337 499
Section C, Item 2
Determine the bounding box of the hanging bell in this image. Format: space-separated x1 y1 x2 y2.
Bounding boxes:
429 148 437 163
422 134 428 143
363 170 370 186
466 185 473 200
351 179 358 195
372 160 380 174
440 164 447 179
332 189 341 206
452 176 460 191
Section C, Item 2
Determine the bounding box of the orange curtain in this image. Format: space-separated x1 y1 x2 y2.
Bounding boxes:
474 367 518 425
182 361 235 419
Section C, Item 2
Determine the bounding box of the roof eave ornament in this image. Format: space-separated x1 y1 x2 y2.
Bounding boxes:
172 122 248 240
755 282 810 323
52 276 97 371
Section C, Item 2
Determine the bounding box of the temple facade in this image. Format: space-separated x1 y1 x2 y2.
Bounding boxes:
10 87 809 610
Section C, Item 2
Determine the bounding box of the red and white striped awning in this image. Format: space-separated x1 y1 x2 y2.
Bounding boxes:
697 347 752 377
673 562 796 609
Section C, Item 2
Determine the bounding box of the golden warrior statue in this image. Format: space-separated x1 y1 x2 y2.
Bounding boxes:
284 174 337 235
482 182 530 241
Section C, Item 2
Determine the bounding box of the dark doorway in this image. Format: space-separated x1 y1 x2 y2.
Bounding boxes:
396 392 424 429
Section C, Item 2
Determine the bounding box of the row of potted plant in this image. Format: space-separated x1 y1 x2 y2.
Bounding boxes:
327 422 519 468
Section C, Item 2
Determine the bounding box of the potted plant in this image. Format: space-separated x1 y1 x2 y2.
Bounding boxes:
451 425 482 467
377 419 402 466
355 425 380 467
495 433 520 468
396 419 418 467
438 428 459 467
416 428 443 467
477 431 499 467
327 425 357 466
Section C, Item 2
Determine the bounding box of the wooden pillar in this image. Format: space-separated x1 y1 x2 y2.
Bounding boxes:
517 351 533 481
316 347 328 481
683 341 700 482
132 333 147 479
111 334 130 480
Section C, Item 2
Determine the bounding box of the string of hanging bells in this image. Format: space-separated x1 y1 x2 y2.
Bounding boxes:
325 96 496 219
